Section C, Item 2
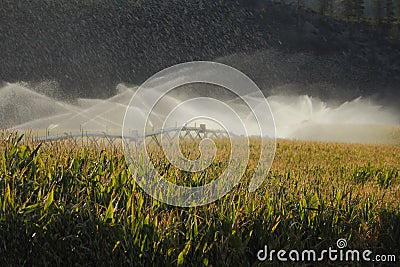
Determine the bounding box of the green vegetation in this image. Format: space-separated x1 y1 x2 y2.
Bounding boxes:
0 133 399 265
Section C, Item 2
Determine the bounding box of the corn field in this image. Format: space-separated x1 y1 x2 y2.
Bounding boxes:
0 132 399 266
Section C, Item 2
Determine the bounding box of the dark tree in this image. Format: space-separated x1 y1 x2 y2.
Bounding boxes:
386 0 395 19
394 0 400 20
371 0 384 22
342 0 364 20
317 0 334 15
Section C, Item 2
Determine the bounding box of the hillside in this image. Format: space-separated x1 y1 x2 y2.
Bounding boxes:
1 0 399 101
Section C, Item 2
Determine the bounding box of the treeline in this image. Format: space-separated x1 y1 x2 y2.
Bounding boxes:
280 0 400 21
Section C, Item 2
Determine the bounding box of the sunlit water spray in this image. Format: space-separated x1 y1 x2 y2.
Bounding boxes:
1 82 399 144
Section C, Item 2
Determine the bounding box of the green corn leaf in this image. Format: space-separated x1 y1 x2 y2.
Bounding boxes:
177 241 191 266
105 199 114 222
44 187 54 211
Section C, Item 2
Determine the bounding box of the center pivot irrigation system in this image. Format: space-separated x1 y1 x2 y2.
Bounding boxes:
33 124 235 148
